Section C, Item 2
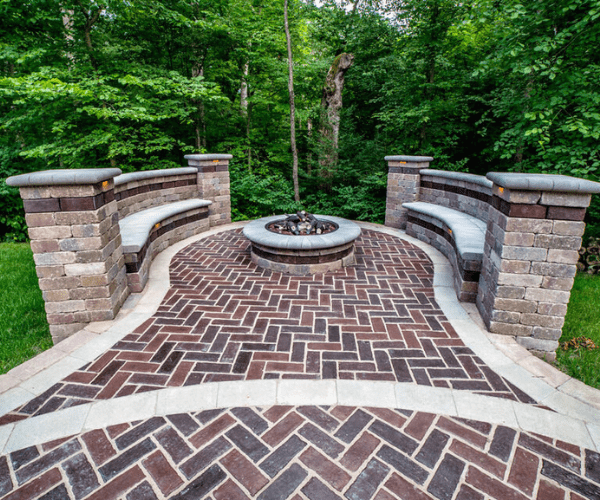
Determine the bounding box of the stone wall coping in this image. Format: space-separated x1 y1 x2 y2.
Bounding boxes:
6 168 122 187
384 155 434 163
114 167 197 187
120 199 212 253
243 215 361 250
421 169 493 189
184 154 233 161
403 202 486 261
486 172 600 193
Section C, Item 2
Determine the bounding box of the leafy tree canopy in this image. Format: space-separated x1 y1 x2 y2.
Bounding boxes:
1 0 599 241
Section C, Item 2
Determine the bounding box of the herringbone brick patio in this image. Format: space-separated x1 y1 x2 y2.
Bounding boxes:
1 229 536 425
1 405 598 499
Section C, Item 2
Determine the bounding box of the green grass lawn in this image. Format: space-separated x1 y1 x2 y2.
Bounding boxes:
0 242 52 374
1 242 599 390
555 273 600 390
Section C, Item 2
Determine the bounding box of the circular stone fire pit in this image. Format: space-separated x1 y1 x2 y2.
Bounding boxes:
243 214 361 275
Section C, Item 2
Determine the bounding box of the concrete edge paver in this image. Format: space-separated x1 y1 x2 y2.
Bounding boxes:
1 380 598 455
1 220 599 453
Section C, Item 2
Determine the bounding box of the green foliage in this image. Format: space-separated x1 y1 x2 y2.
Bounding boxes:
230 159 301 220
0 67 224 172
1 0 599 242
473 0 600 177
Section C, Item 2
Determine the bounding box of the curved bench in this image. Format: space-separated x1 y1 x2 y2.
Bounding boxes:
113 167 215 292
120 199 212 292
419 169 493 222
403 201 486 302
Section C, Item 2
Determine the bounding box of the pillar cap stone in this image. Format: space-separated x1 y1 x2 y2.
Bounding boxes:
486 172 600 194
184 154 233 161
6 168 122 187
384 155 434 162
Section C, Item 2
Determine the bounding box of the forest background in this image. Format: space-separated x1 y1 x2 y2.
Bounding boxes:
1 0 600 242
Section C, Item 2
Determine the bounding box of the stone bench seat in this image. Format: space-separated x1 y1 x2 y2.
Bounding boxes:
120 199 212 292
403 202 486 302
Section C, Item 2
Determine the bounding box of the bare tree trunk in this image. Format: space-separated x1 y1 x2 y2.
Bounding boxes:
75 0 103 71
247 102 253 171
239 47 252 170
307 118 313 175
284 0 300 203
240 58 249 113
318 53 354 176
61 9 75 66
192 64 207 151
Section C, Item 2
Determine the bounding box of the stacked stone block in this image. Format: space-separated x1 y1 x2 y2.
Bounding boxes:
185 154 232 227
7 169 129 343
114 167 199 217
419 170 493 222
476 173 600 360
385 155 433 229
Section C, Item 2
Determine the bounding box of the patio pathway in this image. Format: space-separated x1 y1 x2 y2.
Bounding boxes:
1 222 599 499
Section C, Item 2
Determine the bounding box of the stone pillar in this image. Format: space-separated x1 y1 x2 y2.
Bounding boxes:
184 154 232 227
477 172 600 360
6 169 128 343
385 155 433 229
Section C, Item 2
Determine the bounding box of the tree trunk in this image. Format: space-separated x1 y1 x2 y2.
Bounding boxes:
247 102 253 171
318 53 354 176
240 58 249 113
75 0 103 71
61 9 75 66
192 64 207 151
284 0 300 203
307 118 313 175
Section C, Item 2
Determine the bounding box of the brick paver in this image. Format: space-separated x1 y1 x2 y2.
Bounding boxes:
1 406 599 500
2 229 536 424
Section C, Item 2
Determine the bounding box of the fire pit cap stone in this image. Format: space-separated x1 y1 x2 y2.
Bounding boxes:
243 215 361 250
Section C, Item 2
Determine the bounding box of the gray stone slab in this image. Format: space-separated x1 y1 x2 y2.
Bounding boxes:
184 154 233 160
114 167 197 186
385 155 434 162
5 405 90 454
486 172 600 193
120 199 212 253
421 169 493 189
6 168 122 187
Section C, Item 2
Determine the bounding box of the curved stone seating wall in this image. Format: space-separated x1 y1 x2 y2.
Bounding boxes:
385 156 600 360
6 154 232 343
404 202 486 302
120 200 212 292
419 170 493 222
114 167 199 218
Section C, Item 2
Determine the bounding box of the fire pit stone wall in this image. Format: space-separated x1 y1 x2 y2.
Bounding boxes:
243 215 361 275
